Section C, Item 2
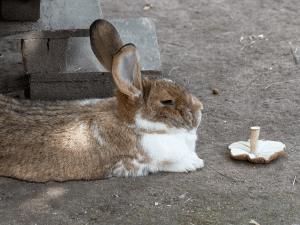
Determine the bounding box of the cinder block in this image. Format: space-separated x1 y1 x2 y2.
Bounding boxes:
1 0 40 21
0 0 102 39
22 38 68 74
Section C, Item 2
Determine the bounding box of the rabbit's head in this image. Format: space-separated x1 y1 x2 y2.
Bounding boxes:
90 20 203 133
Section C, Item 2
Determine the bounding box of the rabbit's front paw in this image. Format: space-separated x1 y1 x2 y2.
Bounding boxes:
163 163 196 173
191 157 204 169
162 155 204 173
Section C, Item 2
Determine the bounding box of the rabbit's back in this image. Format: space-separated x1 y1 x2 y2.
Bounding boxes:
0 95 127 182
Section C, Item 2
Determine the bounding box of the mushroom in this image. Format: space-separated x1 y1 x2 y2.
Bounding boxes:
228 127 286 163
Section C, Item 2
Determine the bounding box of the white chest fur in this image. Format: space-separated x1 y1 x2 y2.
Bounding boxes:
134 113 204 173
141 130 197 162
140 129 204 172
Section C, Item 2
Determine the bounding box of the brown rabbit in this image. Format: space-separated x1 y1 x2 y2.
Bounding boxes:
0 19 204 182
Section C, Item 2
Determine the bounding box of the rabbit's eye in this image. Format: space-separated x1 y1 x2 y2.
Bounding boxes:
161 100 174 106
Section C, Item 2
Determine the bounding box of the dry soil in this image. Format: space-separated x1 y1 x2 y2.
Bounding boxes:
0 0 300 224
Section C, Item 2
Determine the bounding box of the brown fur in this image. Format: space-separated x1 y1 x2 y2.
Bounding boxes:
138 79 203 129
0 94 155 182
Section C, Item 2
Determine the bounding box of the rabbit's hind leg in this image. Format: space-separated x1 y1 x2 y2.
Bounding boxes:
108 157 151 178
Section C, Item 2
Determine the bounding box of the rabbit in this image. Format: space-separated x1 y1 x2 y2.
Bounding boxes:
0 19 204 182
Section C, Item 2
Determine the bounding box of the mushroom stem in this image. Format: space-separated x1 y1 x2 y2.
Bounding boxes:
250 126 260 154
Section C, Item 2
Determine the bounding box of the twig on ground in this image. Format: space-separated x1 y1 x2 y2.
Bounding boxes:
239 36 247 51
160 41 187 47
168 66 180 76
265 79 300 89
248 78 258 86
240 42 256 51
291 47 300 65
239 35 263 51
240 45 247 51
207 165 244 182
185 198 191 203
293 176 296 185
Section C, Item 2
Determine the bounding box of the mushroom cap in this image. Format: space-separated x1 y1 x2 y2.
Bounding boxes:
228 140 286 163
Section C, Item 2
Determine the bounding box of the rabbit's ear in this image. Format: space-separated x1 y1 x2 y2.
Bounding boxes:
112 44 143 99
90 19 124 72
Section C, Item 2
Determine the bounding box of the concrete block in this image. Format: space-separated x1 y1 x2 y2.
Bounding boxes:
0 0 102 39
22 38 68 74
1 0 40 21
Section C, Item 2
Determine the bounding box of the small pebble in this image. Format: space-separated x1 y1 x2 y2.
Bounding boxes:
212 89 219 94
179 194 187 199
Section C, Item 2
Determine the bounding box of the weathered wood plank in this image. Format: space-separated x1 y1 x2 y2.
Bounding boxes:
29 71 162 101
30 72 115 101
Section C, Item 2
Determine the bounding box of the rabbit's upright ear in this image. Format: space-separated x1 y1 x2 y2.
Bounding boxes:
111 44 143 99
90 19 124 72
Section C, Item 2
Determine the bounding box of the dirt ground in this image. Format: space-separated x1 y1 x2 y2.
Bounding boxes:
1 0 300 224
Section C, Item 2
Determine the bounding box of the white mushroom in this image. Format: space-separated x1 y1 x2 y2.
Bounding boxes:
228 127 286 163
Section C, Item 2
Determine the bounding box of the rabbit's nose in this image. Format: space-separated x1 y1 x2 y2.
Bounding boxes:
191 95 203 110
